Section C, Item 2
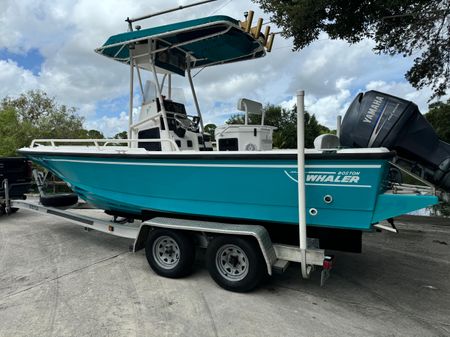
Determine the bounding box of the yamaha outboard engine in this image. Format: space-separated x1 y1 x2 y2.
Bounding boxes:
340 90 450 192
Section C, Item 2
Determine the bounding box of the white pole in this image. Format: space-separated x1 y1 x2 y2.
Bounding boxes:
150 61 170 139
297 90 310 279
186 58 205 134
128 49 134 144
126 0 218 24
336 115 342 139
136 64 144 97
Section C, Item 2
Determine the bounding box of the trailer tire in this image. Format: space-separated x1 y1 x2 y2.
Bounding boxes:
0 206 17 215
40 193 78 207
206 236 266 292
145 229 195 278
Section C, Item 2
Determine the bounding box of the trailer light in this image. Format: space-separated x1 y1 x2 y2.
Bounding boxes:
323 256 334 270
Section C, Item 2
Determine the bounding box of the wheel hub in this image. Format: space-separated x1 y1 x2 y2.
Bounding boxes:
152 235 180 270
216 244 249 281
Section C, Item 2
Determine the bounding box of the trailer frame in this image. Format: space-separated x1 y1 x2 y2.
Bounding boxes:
4 196 332 287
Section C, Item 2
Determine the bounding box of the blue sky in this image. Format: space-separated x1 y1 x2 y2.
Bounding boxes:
0 0 444 136
0 48 44 76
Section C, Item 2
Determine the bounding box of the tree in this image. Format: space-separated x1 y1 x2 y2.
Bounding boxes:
113 131 128 139
2 90 78 124
0 108 36 156
425 99 450 143
1 90 87 140
84 129 105 139
225 104 330 148
226 114 246 125
253 0 450 99
203 124 217 141
0 90 104 156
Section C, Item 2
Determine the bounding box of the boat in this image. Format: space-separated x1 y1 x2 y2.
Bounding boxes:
18 8 445 251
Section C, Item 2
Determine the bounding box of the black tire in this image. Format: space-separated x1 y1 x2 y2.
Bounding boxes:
0 206 18 215
145 229 195 278
40 193 78 207
206 236 266 292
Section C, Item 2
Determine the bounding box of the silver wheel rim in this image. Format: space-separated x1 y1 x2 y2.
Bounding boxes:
152 235 180 270
215 244 249 281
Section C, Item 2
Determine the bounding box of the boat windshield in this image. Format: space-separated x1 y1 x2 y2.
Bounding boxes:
142 80 186 107
143 81 157 104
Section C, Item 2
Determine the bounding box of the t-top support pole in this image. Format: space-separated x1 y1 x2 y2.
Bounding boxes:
149 63 170 140
186 56 205 135
297 90 310 279
128 48 135 143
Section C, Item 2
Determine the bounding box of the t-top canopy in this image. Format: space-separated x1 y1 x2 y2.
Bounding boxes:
95 15 267 76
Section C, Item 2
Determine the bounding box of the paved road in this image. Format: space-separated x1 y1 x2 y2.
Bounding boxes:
0 209 449 337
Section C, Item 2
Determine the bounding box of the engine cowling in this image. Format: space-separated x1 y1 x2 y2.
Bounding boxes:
340 90 450 192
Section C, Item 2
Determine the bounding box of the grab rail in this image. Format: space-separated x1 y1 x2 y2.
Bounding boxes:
389 161 436 195
30 138 180 151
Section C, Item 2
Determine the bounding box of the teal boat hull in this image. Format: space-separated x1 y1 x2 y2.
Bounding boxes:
22 151 438 231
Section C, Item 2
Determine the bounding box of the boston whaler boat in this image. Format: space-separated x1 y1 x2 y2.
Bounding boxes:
16 3 448 291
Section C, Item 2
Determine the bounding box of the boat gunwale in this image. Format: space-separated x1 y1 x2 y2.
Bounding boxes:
17 149 396 161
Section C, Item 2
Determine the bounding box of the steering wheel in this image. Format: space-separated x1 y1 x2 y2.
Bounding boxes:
174 114 199 133
191 116 200 131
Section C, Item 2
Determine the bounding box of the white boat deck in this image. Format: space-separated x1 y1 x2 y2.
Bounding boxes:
20 140 391 156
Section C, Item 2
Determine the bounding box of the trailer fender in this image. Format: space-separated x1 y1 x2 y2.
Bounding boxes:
132 218 278 275
133 223 152 252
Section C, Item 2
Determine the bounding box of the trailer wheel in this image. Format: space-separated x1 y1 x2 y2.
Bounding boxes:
206 236 266 292
145 229 195 278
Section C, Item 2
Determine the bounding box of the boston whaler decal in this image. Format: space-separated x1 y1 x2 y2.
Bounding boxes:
306 171 359 183
284 169 372 188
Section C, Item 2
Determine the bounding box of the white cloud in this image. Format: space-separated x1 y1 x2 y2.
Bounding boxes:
0 60 40 97
364 80 445 112
85 111 129 136
279 77 353 128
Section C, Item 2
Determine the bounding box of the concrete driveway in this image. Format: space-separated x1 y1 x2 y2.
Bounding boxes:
0 209 449 337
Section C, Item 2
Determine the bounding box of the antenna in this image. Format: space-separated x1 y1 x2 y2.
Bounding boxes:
126 0 219 30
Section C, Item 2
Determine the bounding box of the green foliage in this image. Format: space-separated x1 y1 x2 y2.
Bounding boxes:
424 99 450 215
0 90 103 156
226 104 330 148
113 131 128 139
437 203 450 217
254 0 450 99
203 124 217 141
84 129 105 139
0 108 36 156
425 99 450 143
226 114 246 125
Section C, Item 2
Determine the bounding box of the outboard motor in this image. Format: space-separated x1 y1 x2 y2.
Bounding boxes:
340 90 450 192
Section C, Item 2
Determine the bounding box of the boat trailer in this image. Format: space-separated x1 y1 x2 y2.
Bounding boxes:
3 194 333 291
